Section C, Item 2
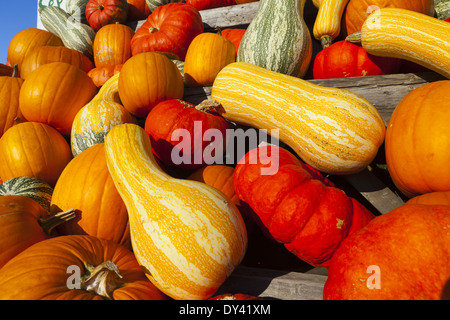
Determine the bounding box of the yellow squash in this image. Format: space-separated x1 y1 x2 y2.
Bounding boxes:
104 123 247 300
346 8 450 79
211 62 386 175
313 0 350 48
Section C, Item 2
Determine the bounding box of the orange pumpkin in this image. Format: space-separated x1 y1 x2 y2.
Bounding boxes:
406 191 450 206
344 0 435 36
184 29 236 87
7 28 63 73
0 65 24 138
0 195 74 270
0 122 73 186
323 204 450 300
93 23 134 68
50 143 130 248
220 28 246 54
19 62 98 136
87 64 123 87
126 0 150 21
118 52 184 118
20 46 94 79
0 235 169 300
385 80 450 198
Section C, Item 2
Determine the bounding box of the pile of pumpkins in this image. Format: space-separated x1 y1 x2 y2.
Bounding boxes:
0 0 449 300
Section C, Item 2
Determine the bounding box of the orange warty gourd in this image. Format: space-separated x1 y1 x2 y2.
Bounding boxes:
118 52 184 118
19 62 98 136
20 46 94 79
0 65 24 138
6 28 63 73
0 122 73 186
0 235 169 300
344 0 435 36
184 29 236 87
323 204 450 300
50 143 130 248
385 80 450 198
93 23 134 68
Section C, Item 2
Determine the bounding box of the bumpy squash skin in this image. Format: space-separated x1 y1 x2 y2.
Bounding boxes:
237 0 312 78
104 123 247 300
211 62 386 175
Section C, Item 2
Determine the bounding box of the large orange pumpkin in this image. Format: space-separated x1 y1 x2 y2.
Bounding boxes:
323 204 450 300
20 46 94 79
406 191 450 206
118 52 184 118
0 235 169 300
385 80 450 198
93 23 134 67
344 0 435 36
0 195 74 270
50 143 130 248
19 62 98 136
0 122 73 186
6 28 63 73
0 65 24 138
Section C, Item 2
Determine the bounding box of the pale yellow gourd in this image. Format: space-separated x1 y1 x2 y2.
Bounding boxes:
313 0 350 48
211 62 386 175
104 123 247 300
346 8 450 79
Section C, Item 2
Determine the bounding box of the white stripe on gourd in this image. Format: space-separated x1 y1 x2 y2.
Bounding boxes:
313 0 349 48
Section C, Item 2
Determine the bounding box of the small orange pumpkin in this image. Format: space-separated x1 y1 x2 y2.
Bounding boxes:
19 62 98 136
184 28 236 87
0 122 72 186
87 64 123 87
93 23 134 68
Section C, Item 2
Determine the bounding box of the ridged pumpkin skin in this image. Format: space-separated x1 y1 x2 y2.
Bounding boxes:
186 0 236 10
234 145 375 267
7 28 63 73
313 0 349 48
87 64 123 87
346 8 450 79
20 46 94 79
211 62 386 175
19 62 98 136
237 0 312 78
0 122 73 187
407 191 450 206
0 195 49 269
0 235 168 300
221 28 246 54
131 3 204 61
71 72 134 157
0 176 54 212
118 52 184 118
385 81 450 198
344 0 435 36
93 23 134 67
0 66 24 138
85 0 129 31
323 204 450 300
51 143 130 248
104 123 247 300
184 31 236 87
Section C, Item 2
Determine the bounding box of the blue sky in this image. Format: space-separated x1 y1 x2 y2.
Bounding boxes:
0 1 40 64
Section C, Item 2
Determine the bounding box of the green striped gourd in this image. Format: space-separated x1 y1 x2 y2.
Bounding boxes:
71 73 135 157
211 62 386 175
66 0 90 25
0 176 53 212
236 0 312 78
146 0 182 11
39 6 96 60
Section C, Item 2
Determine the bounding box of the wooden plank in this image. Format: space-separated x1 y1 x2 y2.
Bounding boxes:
216 265 327 300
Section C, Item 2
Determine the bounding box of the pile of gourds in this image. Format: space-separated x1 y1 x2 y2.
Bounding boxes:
0 0 449 300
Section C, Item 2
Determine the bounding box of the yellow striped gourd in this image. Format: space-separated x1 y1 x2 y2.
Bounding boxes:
211 62 386 175
104 123 247 300
346 8 450 79
313 0 350 48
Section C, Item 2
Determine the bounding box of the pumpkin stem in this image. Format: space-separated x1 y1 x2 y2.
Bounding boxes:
81 261 123 300
215 26 222 36
148 27 159 34
12 64 19 78
321 35 333 49
345 32 362 44
195 99 225 114
40 208 76 235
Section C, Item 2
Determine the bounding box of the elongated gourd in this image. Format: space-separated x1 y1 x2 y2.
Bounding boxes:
313 0 350 48
211 62 386 175
346 8 450 79
104 123 247 300
237 0 312 78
